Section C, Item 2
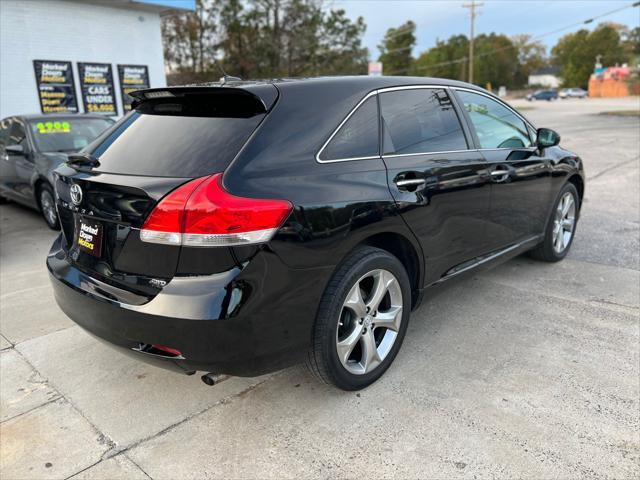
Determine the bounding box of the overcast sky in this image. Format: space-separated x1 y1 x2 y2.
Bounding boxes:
330 0 640 59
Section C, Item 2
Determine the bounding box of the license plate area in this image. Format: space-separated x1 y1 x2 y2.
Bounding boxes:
75 217 103 257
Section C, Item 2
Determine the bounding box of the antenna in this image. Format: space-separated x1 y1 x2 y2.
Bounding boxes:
213 58 242 85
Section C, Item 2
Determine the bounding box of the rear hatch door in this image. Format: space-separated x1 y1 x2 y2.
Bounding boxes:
54 85 278 297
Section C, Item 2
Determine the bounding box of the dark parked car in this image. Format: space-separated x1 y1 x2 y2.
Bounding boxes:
48 77 584 390
526 90 558 101
0 114 114 228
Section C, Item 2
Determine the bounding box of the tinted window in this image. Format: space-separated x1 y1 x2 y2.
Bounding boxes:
9 121 27 147
28 118 113 153
380 89 467 155
0 118 11 149
320 96 379 161
88 111 264 177
457 90 532 149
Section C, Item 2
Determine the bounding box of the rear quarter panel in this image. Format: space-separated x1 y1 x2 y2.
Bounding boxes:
223 81 424 278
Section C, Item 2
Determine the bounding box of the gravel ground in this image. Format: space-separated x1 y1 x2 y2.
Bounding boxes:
1 96 639 480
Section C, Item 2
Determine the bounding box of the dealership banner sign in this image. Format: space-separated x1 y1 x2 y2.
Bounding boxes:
33 60 78 114
118 65 149 113
78 62 117 115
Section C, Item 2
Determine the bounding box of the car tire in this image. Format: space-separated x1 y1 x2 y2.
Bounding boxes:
306 246 411 391
529 183 579 262
38 183 60 230
0 195 7 204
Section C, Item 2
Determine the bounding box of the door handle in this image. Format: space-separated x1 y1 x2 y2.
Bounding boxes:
394 171 427 192
489 165 511 183
395 178 426 188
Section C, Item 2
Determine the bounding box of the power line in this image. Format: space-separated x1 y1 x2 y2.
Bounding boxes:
386 0 640 76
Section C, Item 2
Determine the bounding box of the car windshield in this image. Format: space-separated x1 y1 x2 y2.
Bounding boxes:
28 117 114 153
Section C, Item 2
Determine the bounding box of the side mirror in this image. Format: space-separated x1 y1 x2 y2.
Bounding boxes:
536 128 560 148
5 144 25 156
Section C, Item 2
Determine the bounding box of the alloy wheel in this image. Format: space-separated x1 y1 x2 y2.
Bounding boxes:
336 269 403 375
552 192 576 254
40 189 57 227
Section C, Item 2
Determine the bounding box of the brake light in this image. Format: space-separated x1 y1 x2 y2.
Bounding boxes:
140 173 293 247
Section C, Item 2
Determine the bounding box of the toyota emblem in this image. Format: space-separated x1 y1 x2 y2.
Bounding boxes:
70 184 83 205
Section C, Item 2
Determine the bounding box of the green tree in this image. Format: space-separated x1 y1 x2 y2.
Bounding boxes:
512 34 548 87
162 0 219 84
473 33 519 88
552 23 627 88
316 9 368 75
410 34 468 80
411 33 519 88
217 0 367 78
621 26 640 65
378 21 416 75
217 0 255 79
163 0 368 81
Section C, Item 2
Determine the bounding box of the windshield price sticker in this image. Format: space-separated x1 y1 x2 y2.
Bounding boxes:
35 121 71 134
78 63 117 116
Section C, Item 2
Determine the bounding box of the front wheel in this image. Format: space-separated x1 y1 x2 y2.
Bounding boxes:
529 183 579 262
38 184 60 230
306 246 411 390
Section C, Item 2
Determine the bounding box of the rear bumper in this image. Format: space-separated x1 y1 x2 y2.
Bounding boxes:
47 235 333 377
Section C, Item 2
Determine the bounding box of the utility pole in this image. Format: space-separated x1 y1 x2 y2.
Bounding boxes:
463 1 483 84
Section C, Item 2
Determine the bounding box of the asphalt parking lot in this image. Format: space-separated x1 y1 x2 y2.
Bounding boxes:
1 97 639 479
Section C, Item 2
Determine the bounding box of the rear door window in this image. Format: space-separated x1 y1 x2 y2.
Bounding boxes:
319 96 379 161
380 88 468 155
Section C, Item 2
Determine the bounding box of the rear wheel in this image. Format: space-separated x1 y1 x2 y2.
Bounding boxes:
306 246 411 390
38 183 60 230
529 183 579 262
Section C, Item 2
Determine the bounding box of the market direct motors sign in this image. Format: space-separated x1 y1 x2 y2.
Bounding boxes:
78 62 117 116
118 65 149 113
33 60 78 114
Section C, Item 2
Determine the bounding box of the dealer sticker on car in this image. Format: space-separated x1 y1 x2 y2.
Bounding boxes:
76 217 103 257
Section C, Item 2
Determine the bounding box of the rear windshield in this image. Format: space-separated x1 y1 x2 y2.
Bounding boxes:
87 111 264 177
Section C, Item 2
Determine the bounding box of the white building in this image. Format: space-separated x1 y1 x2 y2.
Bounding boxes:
527 66 562 89
0 0 193 118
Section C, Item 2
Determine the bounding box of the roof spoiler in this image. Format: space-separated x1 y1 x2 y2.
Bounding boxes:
129 86 274 118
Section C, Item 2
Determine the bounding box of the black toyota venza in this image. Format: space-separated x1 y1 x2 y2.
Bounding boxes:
48 77 584 390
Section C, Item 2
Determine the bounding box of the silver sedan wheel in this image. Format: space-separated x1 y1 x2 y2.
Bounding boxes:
552 192 576 254
40 189 57 226
336 269 403 375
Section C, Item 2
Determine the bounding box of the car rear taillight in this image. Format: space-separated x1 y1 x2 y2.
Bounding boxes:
140 173 292 247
